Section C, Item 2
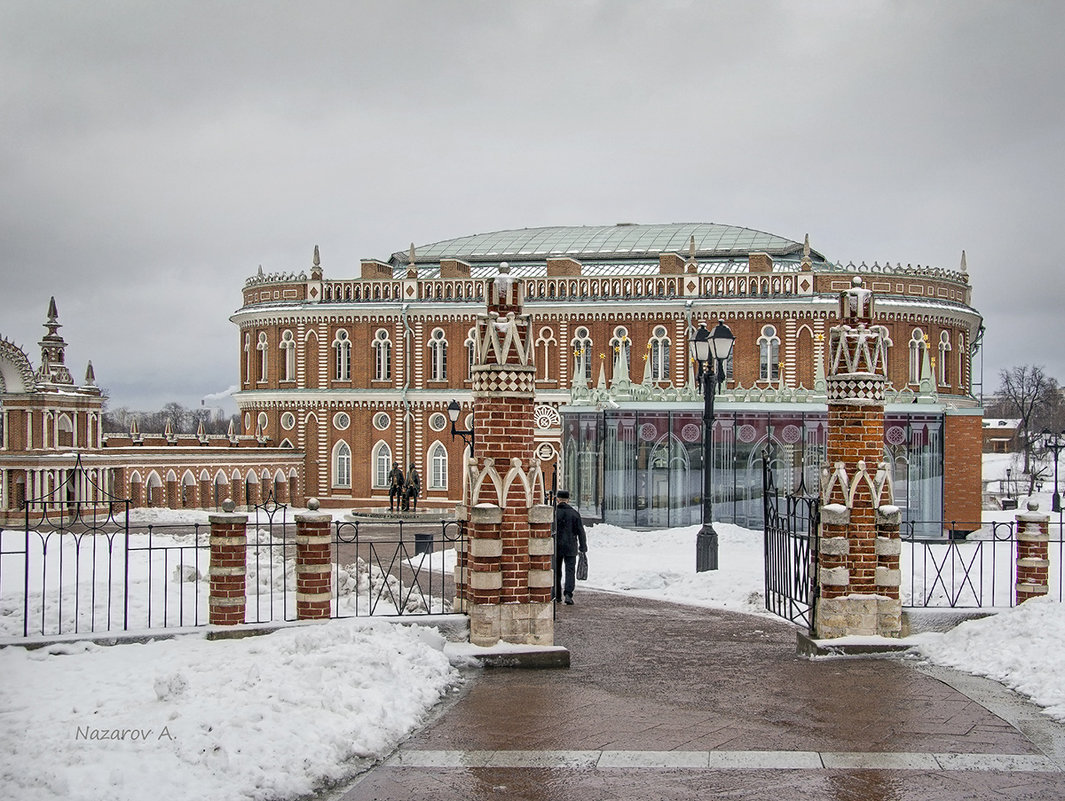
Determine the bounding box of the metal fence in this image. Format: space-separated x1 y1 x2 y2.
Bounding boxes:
762 461 820 631
2 496 464 639
902 519 1064 608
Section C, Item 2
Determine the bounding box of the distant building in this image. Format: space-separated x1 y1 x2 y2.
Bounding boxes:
0 300 302 522
982 418 1021 453
232 223 984 528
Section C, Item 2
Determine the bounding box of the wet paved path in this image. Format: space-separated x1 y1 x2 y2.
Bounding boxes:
332 590 1065 800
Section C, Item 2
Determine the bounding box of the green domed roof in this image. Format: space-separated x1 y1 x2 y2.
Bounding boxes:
393 223 827 265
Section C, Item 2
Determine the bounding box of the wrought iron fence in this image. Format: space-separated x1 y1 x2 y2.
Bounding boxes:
903 518 1065 608
332 518 463 617
762 459 820 631
3 492 465 638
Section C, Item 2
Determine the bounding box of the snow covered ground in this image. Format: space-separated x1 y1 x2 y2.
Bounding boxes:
1 454 1063 800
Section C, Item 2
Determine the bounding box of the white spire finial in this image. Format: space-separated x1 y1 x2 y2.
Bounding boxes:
960 250 967 273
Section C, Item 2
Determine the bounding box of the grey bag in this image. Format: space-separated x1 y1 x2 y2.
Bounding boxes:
576 552 588 581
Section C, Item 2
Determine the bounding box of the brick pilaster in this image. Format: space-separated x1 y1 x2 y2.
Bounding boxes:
1016 502 1050 604
295 499 333 619
209 501 248 625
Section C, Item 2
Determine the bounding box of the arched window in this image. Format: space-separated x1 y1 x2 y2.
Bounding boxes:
372 441 392 488
465 327 477 379
938 331 951 387
280 330 296 382
257 332 268 382
758 325 780 382
243 333 251 385
333 441 351 488
649 325 671 382
536 327 557 381
572 326 593 383
428 328 448 381
429 442 448 490
609 326 631 368
372 329 392 381
957 332 966 390
909 328 926 384
333 329 351 381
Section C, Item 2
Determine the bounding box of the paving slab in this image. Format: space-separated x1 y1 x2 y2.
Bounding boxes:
328 590 1065 800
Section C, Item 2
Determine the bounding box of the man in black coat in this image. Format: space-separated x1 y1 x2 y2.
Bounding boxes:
554 489 587 605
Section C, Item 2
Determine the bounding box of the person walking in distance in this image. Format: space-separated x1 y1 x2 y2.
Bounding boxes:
388 462 405 513
554 489 587 605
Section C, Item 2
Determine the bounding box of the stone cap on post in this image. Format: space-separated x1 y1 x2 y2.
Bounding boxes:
295 497 333 524
209 498 249 525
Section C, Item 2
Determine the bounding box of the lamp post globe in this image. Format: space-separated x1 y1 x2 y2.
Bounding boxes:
689 319 735 572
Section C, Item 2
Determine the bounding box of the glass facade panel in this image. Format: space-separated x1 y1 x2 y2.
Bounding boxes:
562 408 944 532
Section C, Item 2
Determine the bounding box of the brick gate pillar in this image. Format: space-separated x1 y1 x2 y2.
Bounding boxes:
815 277 902 639
209 499 248 625
1016 501 1050 603
460 264 554 647
295 498 333 619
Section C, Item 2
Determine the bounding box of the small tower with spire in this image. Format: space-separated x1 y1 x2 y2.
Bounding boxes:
37 297 74 389
311 245 323 280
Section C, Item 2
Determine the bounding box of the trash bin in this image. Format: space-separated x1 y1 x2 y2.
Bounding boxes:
1000 498 1018 510
414 531 433 555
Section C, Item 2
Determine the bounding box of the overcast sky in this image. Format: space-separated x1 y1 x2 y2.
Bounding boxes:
2 1 1063 413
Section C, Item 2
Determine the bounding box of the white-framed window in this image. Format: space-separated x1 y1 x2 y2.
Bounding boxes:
938 331 951 386
373 329 392 381
334 441 351 488
373 412 390 430
243 333 251 385
333 329 351 381
281 411 296 430
280 330 296 382
758 325 780 382
572 326 593 382
333 412 350 430
609 326 631 369
957 332 966 389
429 413 447 432
257 412 268 434
372 441 392 488
465 327 476 379
535 326 557 381
909 328 926 384
428 328 448 381
429 442 448 489
257 332 269 382
649 325 670 381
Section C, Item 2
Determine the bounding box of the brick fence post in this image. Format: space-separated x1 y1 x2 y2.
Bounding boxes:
1016 500 1050 604
209 498 248 625
295 497 333 619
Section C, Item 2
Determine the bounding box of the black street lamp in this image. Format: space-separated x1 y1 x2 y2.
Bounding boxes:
447 400 476 455
1005 468 1013 500
1042 429 1065 513
689 320 736 572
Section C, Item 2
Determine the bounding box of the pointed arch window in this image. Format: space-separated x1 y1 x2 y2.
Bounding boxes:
909 328 926 384
957 332 966 390
333 441 351 488
536 327 557 381
465 327 476 380
244 333 252 386
609 326 631 370
572 326 593 383
280 330 296 382
758 325 780 382
938 331 951 387
372 329 392 381
428 328 448 381
372 441 392 488
333 329 351 381
429 442 448 489
649 325 671 382
256 332 268 382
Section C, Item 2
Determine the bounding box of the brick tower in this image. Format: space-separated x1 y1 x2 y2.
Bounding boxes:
454 264 555 647
815 277 902 638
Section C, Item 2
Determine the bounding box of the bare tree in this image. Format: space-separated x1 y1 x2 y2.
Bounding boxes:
997 365 1060 473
